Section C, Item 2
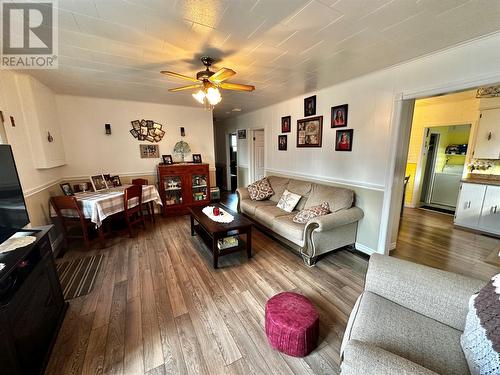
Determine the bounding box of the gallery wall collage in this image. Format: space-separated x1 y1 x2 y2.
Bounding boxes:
278 95 353 152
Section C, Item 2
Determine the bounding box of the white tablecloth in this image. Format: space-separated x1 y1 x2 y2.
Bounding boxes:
50 185 162 227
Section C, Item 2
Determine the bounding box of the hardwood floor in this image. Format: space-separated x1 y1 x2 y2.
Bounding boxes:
47 197 499 375
46 215 368 375
394 207 500 280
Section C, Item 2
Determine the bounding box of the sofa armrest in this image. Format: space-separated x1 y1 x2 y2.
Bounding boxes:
341 340 438 375
306 207 363 232
236 187 250 200
365 254 484 331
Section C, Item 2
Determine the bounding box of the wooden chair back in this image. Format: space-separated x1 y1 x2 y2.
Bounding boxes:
132 178 148 185
51 196 85 220
51 196 92 249
124 184 143 212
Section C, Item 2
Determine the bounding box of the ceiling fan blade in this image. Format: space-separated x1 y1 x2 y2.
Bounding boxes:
168 84 202 92
219 82 255 92
209 67 236 84
161 70 199 83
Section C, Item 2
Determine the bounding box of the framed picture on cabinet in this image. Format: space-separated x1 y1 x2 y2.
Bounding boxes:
162 154 173 164
278 135 287 151
331 104 348 128
192 154 202 163
297 116 323 147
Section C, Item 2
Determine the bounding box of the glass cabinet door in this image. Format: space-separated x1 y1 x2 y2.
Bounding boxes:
162 175 183 206
192 174 208 202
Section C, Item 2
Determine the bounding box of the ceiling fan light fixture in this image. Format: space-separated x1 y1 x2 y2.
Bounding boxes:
192 89 206 104
206 86 222 105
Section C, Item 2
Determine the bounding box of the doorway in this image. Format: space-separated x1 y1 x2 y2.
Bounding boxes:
252 129 265 182
228 133 238 192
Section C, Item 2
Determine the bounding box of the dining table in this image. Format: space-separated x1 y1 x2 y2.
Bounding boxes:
50 184 162 245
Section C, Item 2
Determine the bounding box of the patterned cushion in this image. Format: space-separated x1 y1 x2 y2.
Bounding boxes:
293 202 330 224
461 273 500 375
276 189 301 213
248 177 274 201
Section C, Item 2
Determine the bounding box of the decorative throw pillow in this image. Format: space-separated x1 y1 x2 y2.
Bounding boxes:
276 189 302 213
247 177 274 201
461 273 500 375
293 202 330 224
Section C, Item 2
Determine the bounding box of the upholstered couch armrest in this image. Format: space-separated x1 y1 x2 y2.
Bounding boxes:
236 187 250 212
236 187 250 200
306 207 363 232
341 340 438 375
365 254 484 331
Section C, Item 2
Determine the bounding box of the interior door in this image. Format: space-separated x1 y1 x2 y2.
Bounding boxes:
478 185 500 234
253 130 265 181
454 183 486 228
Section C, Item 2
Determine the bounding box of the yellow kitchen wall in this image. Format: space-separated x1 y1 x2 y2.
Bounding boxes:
404 91 479 206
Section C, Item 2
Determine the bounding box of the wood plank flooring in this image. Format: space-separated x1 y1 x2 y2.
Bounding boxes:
46 215 368 375
395 207 500 280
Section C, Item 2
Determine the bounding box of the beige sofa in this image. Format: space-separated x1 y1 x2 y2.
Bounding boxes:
341 254 483 375
236 176 364 266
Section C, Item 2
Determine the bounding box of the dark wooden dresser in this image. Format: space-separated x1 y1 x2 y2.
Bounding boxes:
0 226 67 375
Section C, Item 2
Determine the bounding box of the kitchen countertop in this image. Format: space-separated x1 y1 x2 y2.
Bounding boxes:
461 177 500 186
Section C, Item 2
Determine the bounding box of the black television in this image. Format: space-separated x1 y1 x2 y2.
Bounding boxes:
0 145 30 242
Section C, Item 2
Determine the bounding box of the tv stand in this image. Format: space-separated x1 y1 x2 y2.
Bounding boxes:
0 226 67 374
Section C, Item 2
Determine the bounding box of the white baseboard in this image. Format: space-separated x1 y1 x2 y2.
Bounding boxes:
355 242 378 255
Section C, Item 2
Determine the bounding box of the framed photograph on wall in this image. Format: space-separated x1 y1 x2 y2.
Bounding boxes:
304 95 316 117
281 116 291 133
238 129 246 139
297 116 323 147
60 183 74 196
140 144 160 158
331 104 348 128
335 129 353 151
90 174 109 191
278 135 287 151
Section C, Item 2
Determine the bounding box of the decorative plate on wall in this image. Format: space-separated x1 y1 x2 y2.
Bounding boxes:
130 119 165 142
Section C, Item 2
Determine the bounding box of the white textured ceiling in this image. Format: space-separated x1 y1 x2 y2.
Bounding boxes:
24 0 500 120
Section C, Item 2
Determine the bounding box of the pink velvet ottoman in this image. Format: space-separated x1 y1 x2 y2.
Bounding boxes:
265 292 319 357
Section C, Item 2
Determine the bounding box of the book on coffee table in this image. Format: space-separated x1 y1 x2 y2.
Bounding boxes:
217 235 239 250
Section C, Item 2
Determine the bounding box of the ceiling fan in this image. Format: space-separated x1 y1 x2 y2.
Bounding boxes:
160 56 255 107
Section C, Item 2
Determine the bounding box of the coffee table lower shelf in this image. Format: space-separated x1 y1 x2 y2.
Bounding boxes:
190 222 252 269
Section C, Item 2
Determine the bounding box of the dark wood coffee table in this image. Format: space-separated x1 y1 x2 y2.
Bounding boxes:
189 204 253 269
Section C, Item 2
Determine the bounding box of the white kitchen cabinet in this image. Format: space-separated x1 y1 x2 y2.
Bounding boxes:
455 183 487 228
474 109 500 159
478 185 500 234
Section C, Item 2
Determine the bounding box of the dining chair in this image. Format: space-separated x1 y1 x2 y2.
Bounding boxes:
50 196 103 250
124 184 146 237
131 178 155 223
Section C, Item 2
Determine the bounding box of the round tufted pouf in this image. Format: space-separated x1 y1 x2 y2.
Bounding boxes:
265 292 319 357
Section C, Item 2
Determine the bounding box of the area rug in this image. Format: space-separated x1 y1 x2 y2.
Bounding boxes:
485 246 500 268
56 254 104 300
